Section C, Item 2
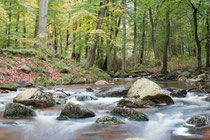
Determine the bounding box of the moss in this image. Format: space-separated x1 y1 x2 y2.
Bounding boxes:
32 68 50 75
96 116 124 125
56 115 69 120
0 83 20 91
34 78 56 86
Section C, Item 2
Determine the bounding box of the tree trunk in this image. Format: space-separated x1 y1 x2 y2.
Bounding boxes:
122 0 127 76
189 1 202 72
7 1 12 47
36 0 49 48
54 26 57 53
140 11 146 64
15 12 19 48
133 0 137 68
149 8 160 62
85 0 108 69
23 16 26 46
60 31 63 54
161 10 170 73
72 22 77 56
206 9 210 68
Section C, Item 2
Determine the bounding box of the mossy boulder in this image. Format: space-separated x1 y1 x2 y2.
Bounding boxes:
179 71 191 78
58 102 95 119
170 89 187 98
13 88 55 108
56 115 69 120
96 116 124 124
186 114 209 127
3 103 36 119
96 85 130 97
127 78 174 105
0 83 20 91
117 98 156 108
110 107 149 121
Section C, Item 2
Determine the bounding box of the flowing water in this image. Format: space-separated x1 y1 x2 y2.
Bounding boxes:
0 78 209 140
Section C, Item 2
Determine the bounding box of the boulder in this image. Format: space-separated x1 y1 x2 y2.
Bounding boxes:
127 78 174 105
170 89 187 98
198 73 206 79
13 88 55 108
117 98 156 108
96 116 124 124
125 138 146 140
20 65 31 74
3 103 36 119
96 85 130 97
58 102 95 119
179 71 191 78
56 115 69 120
0 83 20 91
110 107 149 121
95 80 109 85
186 78 203 83
70 95 98 101
186 114 209 127
86 87 94 92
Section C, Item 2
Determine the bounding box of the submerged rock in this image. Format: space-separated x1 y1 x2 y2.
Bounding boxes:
96 85 130 97
86 87 94 92
110 107 148 121
3 103 36 119
58 102 95 119
117 98 156 108
56 115 69 120
71 95 98 101
96 116 124 124
0 83 20 91
186 114 209 127
127 78 174 105
13 88 55 108
95 80 109 85
170 89 187 98
125 138 146 140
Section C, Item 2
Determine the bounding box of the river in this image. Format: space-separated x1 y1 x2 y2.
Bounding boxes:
0 78 209 140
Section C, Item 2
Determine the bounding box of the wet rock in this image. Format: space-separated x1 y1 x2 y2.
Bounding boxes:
86 87 94 92
56 115 69 120
178 76 187 82
110 107 149 121
205 96 210 102
127 78 174 105
71 95 98 101
20 65 31 74
59 102 95 118
186 78 203 83
117 98 156 108
3 103 36 119
96 116 124 124
13 88 55 108
114 72 121 77
179 71 191 78
186 114 209 127
95 80 109 85
0 83 20 91
170 89 187 98
125 138 146 140
96 85 130 97
198 73 206 79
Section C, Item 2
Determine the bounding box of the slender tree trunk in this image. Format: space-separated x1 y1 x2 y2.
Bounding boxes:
149 8 160 62
140 11 146 64
7 1 12 47
189 1 202 72
54 26 58 53
72 22 77 55
161 10 170 73
85 0 108 69
206 9 210 68
15 12 19 48
36 0 49 48
122 0 127 76
23 16 26 46
60 31 63 54
133 0 137 68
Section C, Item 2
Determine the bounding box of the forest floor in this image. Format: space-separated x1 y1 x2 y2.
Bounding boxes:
0 49 111 90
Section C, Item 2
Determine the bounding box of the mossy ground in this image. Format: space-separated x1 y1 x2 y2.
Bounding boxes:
0 49 111 87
